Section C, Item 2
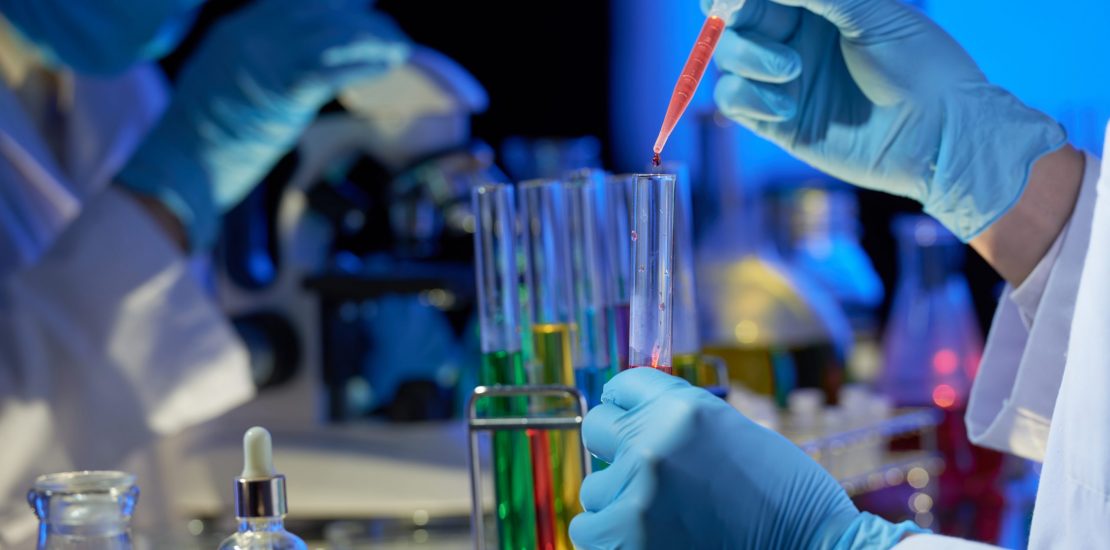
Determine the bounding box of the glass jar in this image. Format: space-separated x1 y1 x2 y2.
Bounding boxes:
27 471 138 550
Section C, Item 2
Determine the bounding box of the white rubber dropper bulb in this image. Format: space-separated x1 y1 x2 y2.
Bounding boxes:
241 426 276 480
709 0 747 20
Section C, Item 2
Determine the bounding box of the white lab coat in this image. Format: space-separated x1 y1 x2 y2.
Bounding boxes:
895 126 1110 548
0 67 254 545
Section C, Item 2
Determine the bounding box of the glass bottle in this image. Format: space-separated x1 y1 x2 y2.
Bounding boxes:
695 111 851 406
27 471 139 550
218 427 308 550
769 183 885 382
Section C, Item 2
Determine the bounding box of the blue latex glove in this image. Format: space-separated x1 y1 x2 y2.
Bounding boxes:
708 0 1066 241
570 368 925 549
0 0 201 75
118 0 410 250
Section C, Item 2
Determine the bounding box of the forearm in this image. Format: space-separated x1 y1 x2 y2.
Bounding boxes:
970 144 1086 286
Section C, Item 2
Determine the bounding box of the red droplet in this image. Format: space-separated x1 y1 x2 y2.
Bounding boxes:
631 230 638 242
651 152 662 168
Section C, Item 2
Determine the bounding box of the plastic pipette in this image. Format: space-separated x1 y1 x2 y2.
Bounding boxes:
652 0 747 165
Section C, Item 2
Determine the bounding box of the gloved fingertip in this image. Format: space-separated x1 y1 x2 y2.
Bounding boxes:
713 75 746 113
716 32 802 84
568 512 597 547
761 85 798 119
714 75 797 122
773 47 803 82
581 403 623 463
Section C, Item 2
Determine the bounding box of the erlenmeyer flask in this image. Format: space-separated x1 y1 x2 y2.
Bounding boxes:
881 215 981 408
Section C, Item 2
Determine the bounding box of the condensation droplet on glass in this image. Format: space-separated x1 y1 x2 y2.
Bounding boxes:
658 302 665 311
638 265 646 273
664 269 669 276
631 230 638 242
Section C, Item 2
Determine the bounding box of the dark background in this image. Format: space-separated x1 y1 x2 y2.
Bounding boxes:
161 0 1003 335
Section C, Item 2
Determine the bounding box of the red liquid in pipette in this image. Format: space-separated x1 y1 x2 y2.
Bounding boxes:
652 15 727 157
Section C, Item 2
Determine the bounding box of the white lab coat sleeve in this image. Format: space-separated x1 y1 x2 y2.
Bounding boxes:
963 151 1101 462
0 64 166 280
892 533 1003 550
0 187 254 545
1025 134 1110 547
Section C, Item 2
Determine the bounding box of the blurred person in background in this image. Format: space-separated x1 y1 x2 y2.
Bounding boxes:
0 0 408 544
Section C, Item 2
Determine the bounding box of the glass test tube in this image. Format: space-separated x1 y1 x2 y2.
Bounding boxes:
662 163 719 391
629 173 677 374
472 184 539 550
564 170 612 407
603 175 635 374
474 183 524 357
666 164 699 357
518 179 583 550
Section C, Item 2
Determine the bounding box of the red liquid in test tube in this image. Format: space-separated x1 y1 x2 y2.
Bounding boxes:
528 429 557 550
627 174 676 377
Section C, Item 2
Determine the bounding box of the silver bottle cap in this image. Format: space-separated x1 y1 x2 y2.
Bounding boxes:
235 475 287 518
234 427 287 518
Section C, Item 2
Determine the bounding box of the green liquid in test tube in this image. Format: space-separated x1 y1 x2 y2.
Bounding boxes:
472 184 538 550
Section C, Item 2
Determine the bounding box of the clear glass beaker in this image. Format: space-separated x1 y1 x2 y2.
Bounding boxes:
27 471 139 550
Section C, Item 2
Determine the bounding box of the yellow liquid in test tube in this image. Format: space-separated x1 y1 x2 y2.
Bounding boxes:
532 323 583 550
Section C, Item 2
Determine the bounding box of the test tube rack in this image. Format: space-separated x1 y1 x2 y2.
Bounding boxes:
789 408 944 497
466 385 592 550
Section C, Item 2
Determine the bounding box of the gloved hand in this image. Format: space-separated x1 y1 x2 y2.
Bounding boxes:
0 0 201 75
119 0 410 251
570 368 925 549
708 0 1066 241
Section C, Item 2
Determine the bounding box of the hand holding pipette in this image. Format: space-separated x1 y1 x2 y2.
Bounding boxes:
709 0 1065 241
652 0 747 164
